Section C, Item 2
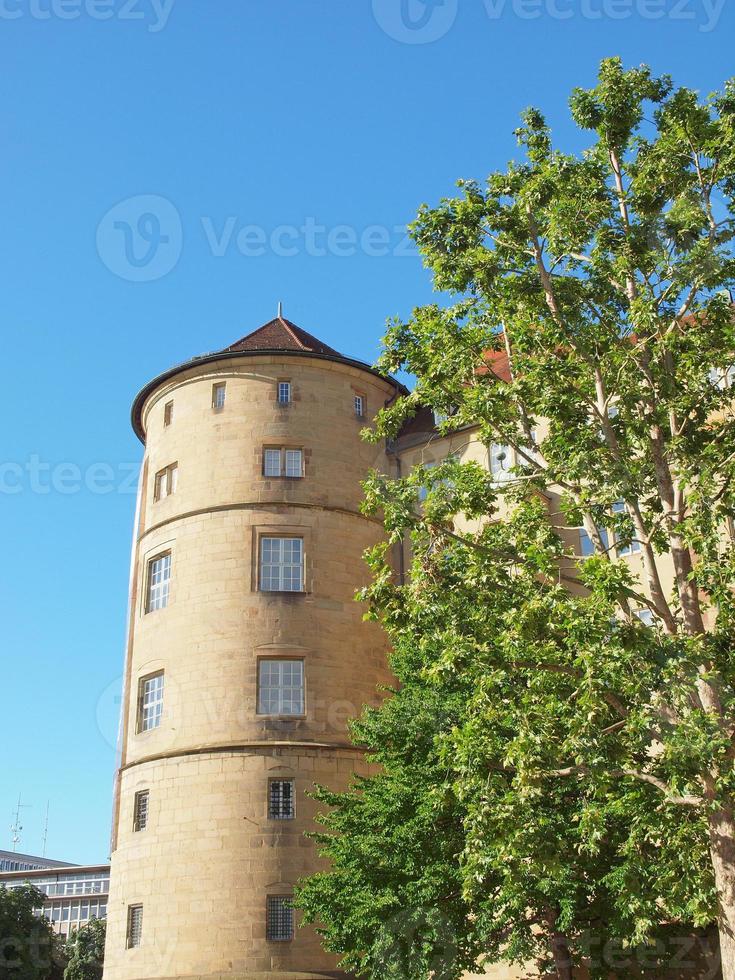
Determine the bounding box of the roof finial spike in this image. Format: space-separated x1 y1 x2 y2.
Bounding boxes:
277 301 283 319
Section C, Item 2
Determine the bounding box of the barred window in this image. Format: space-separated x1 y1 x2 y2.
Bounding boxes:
269 779 295 820
259 537 303 592
133 790 149 832
153 463 178 501
278 381 291 405
212 382 226 410
126 905 143 948
146 553 171 612
266 896 294 942
137 673 164 733
258 660 304 716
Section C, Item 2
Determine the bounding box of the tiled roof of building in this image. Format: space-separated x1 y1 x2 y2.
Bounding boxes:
223 316 343 357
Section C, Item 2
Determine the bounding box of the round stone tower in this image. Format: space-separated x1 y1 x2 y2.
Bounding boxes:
103 316 403 980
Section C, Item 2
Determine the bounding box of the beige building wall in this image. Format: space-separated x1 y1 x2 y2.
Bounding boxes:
104 349 398 980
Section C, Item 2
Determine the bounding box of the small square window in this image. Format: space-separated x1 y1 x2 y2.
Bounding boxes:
126 905 143 948
258 660 304 716
137 673 164 733
269 779 295 820
354 394 365 418
153 463 178 502
212 383 226 410
266 896 294 942
133 790 149 832
278 381 292 405
259 537 304 592
163 401 173 427
146 553 171 611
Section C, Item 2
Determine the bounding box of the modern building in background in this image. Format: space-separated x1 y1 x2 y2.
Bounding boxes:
0 848 74 873
0 856 110 939
103 316 405 980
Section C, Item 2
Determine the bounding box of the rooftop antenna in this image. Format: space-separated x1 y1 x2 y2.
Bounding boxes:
41 801 50 857
10 794 30 853
277 301 283 319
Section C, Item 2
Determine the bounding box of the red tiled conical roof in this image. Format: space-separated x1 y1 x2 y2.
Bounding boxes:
223 316 342 357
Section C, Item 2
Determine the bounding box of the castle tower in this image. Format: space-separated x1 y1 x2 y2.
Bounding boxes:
104 316 403 980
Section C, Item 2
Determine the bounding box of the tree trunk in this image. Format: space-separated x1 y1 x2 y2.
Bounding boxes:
708 803 735 980
544 909 574 980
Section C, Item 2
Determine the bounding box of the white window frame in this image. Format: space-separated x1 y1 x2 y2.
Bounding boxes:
153 463 178 501
146 553 171 612
212 382 226 410
612 500 641 556
263 448 303 479
354 394 365 418
489 443 513 481
277 381 292 405
137 673 164 733
259 537 304 592
257 659 305 716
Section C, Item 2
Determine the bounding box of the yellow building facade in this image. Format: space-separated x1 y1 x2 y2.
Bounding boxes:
104 317 402 980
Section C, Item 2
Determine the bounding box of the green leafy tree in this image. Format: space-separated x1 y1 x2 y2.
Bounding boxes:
298 59 735 978
0 885 64 980
62 918 105 980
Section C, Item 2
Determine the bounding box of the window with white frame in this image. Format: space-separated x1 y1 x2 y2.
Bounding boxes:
612 500 641 556
153 463 178 501
354 394 365 418
163 401 173 427
266 896 294 942
137 673 164 733
146 553 171 611
268 779 295 820
258 660 304 716
212 382 226 410
579 525 610 558
259 537 303 592
278 381 292 405
635 608 655 627
133 790 149 832
126 905 143 948
263 448 303 479
489 443 513 481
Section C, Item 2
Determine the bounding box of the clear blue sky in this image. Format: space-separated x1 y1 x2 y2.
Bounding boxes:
0 0 732 865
